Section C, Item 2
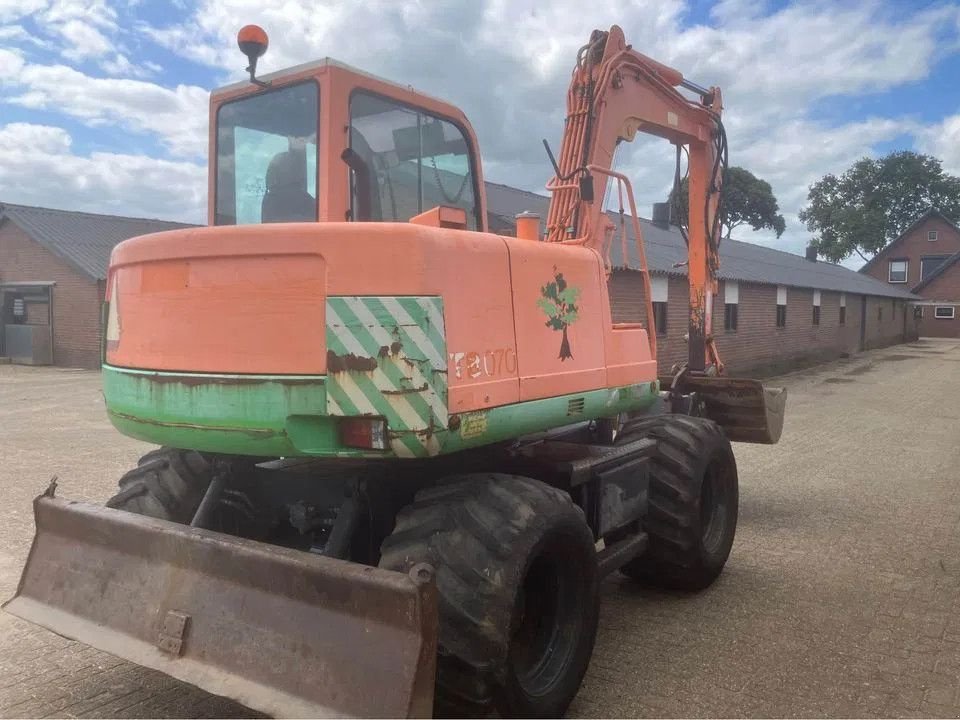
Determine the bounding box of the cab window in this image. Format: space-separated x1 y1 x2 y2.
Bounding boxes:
215 81 319 225
348 92 478 229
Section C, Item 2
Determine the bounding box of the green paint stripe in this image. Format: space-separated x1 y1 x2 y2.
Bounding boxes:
327 300 377 359
350 370 411 431
441 382 661 453
368 297 443 369
328 298 434 428
325 378 362 416
377 357 434 425
397 296 445 359
366 298 436 370
395 296 445 367
330 298 388 359
363 297 417 357
103 364 661 460
393 432 426 458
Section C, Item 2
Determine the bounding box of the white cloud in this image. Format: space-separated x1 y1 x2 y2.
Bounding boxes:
4 60 208 156
916 114 960 176
55 19 114 60
0 0 47 21
1 0 958 258
41 0 117 30
99 52 153 77
0 48 25 76
0 122 205 222
0 24 53 49
136 0 960 239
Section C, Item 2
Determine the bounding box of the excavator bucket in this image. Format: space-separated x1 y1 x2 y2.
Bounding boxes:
3 491 438 719
665 376 787 444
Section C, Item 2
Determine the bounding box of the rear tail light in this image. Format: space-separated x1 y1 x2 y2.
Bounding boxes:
339 417 388 450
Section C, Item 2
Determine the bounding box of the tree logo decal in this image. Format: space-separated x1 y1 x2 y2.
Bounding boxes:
537 268 581 361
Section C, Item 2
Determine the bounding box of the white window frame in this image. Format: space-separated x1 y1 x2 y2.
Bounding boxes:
724 280 739 305
650 275 668 303
934 306 956 319
928 230 938 242
888 260 908 283
812 289 821 307
840 293 846 308
776 285 787 305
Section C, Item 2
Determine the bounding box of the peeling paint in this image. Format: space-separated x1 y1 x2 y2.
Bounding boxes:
327 350 378 373
107 409 280 438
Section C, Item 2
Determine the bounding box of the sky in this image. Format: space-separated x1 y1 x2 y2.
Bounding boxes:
1 0 960 266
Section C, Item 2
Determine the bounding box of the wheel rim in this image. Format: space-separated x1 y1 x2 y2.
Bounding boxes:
508 545 579 698
700 459 732 554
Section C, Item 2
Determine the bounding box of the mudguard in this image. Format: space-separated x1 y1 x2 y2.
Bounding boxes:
3 489 438 718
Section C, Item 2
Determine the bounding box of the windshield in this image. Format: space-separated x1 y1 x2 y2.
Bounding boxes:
349 92 478 229
215 81 319 225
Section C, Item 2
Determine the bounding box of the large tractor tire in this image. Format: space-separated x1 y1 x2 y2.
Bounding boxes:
379 474 599 718
620 415 738 591
106 447 262 535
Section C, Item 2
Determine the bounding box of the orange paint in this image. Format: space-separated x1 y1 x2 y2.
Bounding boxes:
409 205 468 230
237 25 268 48
106 216 656 407
109 32 699 416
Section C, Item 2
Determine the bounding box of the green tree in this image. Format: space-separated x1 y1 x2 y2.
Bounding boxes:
799 151 960 263
537 270 580 361
671 166 786 242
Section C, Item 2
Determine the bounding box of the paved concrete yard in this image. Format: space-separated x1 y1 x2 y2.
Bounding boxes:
1 339 960 718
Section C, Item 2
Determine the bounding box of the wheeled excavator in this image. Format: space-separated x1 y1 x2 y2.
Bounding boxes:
5 24 786 718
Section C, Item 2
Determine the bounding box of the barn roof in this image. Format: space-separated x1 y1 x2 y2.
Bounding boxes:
1 187 918 300
0 203 192 281
485 182 918 300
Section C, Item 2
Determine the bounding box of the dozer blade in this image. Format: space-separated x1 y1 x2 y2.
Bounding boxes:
664 376 787 444
3 492 438 718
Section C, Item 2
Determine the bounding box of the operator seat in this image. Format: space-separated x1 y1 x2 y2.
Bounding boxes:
261 150 316 223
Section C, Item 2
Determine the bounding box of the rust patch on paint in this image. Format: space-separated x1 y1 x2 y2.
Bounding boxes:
382 383 429 395
327 350 378 373
107 410 280 438
143 374 320 388
376 342 403 359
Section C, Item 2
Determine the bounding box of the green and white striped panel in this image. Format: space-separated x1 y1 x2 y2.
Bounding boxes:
325 296 447 458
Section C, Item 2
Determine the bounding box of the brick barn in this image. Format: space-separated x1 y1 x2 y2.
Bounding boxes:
2 187 918 372
487 183 919 376
860 208 960 338
0 204 189 368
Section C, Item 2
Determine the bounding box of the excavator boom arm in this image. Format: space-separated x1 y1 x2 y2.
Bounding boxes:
545 25 726 373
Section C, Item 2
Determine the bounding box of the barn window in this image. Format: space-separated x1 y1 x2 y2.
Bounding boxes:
921 255 951 280
650 276 668 337
888 260 908 283
724 280 738 332
776 285 787 328
652 302 668 336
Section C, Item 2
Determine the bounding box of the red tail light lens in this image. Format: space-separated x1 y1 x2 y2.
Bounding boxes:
339 417 388 450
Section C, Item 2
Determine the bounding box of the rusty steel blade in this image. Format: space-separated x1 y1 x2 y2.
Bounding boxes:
3 494 438 718
664 376 787 444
